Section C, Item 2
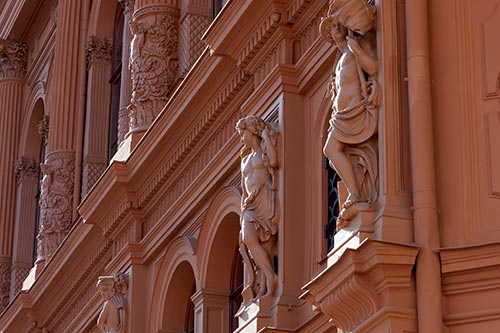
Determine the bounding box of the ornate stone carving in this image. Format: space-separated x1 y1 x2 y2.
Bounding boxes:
97 274 128 333
0 257 10 311
0 40 28 80
37 115 49 146
321 0 379 230
128 12 179 132
118 0 135 13
236 116 279 301
14 157 39 181
86 36 113 67
37 151 75 260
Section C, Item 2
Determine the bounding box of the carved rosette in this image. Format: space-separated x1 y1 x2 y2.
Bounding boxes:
14 157 39 181
0 257 10 312
128 8 179 132
37 151 75 261
0 40 28 80
37 115 49 146
86 36 113 68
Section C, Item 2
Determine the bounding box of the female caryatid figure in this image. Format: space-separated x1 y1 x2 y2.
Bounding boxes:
236 116 279 300
97 275 127 333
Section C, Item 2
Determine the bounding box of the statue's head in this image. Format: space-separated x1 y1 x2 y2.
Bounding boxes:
327 0 376 35
236 116 265 139
97 276 115 301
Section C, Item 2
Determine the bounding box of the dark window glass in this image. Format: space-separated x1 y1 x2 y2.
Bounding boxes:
214 0 229 17
325 157 340 252
108 8 124 159
229 248 243 332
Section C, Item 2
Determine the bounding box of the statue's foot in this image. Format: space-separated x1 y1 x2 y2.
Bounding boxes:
262 274 277 300
343 193 363 209
336 201 370 231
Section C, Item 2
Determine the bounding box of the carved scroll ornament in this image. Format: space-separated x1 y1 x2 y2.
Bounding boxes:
236 116 280 302
128 13 179 131
97 274 128 333
321 0 379 230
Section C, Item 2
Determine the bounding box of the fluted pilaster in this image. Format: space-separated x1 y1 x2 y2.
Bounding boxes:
128 3 179 134
0 39 27 311
118 0 135 144
38 0 84 262
81 36 112 197
46 0 84 152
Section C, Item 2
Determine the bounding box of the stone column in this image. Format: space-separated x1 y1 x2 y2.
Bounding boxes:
179 1 211 76
127 2 179 136
37 0 84 265
10 158 38 299
0 39 27 311
81 36 112 197
118 0 135 145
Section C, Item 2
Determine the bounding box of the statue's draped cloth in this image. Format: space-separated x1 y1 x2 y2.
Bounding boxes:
329 79 378 144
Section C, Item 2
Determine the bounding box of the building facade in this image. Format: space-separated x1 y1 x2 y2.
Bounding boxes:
0 0 499 332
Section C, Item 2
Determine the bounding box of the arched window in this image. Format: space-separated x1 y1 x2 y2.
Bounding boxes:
108 7 124 159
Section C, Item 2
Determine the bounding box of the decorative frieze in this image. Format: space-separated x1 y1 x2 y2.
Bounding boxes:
86 36 113 67
14 157 39 181
37 151 75 261
128 8 179 132
0 40 28 80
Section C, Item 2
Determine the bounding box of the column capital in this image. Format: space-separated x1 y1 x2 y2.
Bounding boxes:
0 39 28 80
118 0 136 14
14 157 39 181
86 36 113 68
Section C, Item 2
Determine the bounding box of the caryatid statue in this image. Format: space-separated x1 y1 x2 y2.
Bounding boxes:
97 274 128 333
321 0 379 229
236 116 279 301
